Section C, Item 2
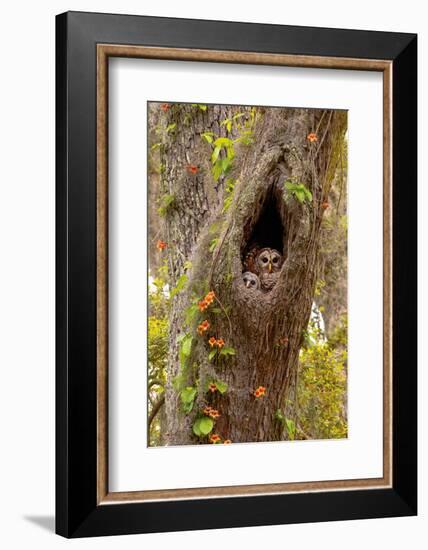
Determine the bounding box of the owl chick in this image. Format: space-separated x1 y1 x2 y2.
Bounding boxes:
242 271 261 290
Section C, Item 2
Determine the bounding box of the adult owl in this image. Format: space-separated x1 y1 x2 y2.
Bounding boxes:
256 248 283 291
242 271 260 290
256 248 283 275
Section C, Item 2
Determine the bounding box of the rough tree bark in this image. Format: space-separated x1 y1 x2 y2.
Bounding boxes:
155 103 346 445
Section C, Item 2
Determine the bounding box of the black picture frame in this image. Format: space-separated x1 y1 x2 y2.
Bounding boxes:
56 11 417 538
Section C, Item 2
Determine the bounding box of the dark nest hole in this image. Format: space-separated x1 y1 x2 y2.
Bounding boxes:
242 190 286 267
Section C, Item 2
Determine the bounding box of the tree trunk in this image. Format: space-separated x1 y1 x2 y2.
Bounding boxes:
156 103 346 445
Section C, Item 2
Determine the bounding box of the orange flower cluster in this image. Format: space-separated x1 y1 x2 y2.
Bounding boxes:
198 290 215 312
205 290 215 305
160 103 170 112
223 439 232 444
254 386 266 398
187 164 199 175
208 383 217 393
197 320 210 335
156 240 167 251
210 434 221 443
321 201 330 210
203 405 220 419
208 337 225 348
307 132 318 143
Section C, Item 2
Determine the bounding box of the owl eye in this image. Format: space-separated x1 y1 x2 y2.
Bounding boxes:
251 280 255 286
262 257 268 263
272 257 279 263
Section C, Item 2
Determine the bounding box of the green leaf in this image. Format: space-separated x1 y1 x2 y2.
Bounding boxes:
223 195 233 213
220 118 231 129
157 193 176 216
215 380 228 394
180 386 197 404
208 349 217 361
209 238 219 252
211 146 221 164
213 137 233 148
166 123 176 133
198 416 214 435
182 401 194 414
284 181 312 205
181 334 193 357
192 419 202 436
232 112 246 122
225 178 235 193
170 274 188 298
275 409 286 424
305 190 313 202
192 416 214 437
285 418 296 440
219 346 236 356
233 131 254 145
295 190 305 203
201 132 214 144
172 374 185 392
226 145 235 161
184 304 199 325
222 178 236 213
178 333 193 370
212 159 223 182
222 157 232 174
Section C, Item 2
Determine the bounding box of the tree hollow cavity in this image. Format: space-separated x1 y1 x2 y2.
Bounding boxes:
241 188 286 267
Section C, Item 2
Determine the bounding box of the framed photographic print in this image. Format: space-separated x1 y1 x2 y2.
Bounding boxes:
56 11 417 538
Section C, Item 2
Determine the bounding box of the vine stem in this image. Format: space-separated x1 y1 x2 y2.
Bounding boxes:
208 219 234 287
214 294 233 339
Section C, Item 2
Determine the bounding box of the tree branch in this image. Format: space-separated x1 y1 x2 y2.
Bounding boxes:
148 394 165 427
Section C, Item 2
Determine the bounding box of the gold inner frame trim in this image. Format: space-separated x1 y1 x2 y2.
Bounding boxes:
96 44 393 505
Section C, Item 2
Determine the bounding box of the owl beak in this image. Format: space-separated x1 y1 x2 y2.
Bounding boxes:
268 262 272 273
245 280 251 288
